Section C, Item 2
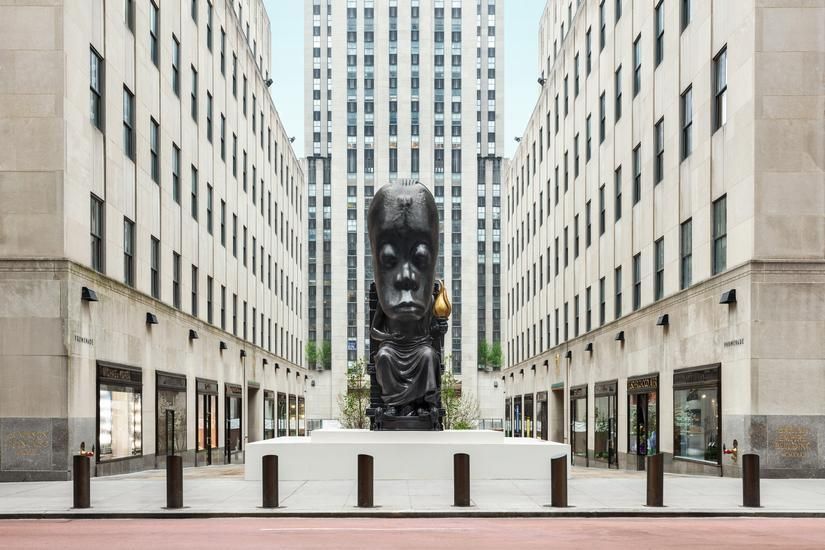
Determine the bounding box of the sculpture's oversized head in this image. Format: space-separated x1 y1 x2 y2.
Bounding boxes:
368 180 439 323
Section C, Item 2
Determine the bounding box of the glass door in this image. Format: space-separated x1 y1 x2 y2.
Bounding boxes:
629 390 658 469
504 398 511 437
225 393 242 463
594 393 618 467
571 396 588 465
197 393 217 466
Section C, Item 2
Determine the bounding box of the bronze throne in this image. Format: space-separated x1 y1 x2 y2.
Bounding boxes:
366 280 449 431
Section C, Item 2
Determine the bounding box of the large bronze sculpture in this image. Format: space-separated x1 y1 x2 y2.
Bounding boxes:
365 180 450 431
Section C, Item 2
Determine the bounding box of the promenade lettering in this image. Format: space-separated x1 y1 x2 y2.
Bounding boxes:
774 426 812 459
7 431 49 457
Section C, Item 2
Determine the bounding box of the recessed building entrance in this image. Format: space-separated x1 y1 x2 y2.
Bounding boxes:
570 385 588 466
628 374 659 470
594 380 618 468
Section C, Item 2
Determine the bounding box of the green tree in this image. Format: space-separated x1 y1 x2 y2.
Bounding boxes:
337 358 370 429
477 340 490 370
441 367 480 430
318 340 332 370
488 341 503 370
305 341 318 369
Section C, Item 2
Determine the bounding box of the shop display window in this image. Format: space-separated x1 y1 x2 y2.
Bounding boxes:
99 384 142 460
674 366 721 464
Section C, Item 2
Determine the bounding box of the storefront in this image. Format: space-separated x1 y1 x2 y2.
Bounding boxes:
570 385 588 465
674 365 721 467
297 396 306 436
225 384 243 462
264 390 276 439
504 397 512 437
97 363 143 464
523 393 534 438
537 391 548 440
156 372 187 460
628 373 659 470
513 395 522 437
594 380 618 468
196 378 218 466
277 392 287 437
288 395 298 436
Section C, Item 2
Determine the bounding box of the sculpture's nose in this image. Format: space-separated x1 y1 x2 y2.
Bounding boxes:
395 261 418 291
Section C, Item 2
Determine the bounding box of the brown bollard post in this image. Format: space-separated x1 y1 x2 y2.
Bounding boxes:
262 454 279 508
166 454 183 509
550 455 568 507
357 454 374 508
646 453 664 507
453 453 470 507
742 453 761 507
72 455 90 509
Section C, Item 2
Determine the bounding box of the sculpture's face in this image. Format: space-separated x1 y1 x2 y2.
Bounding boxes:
369 182 439 323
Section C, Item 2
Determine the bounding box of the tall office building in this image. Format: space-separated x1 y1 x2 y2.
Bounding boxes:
0 0 308 481
503 0 824 478
304 0 505 420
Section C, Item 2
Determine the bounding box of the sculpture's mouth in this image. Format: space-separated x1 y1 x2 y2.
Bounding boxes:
394 302 424 314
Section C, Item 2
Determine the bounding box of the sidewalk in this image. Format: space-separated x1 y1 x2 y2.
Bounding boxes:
1 466 823 518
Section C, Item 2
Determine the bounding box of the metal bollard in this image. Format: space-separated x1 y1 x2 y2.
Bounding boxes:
646 453 664 507
357 454 374 508
72 455 90 509
453 453 470 507
166 454 183 509
262 454 279 508
742 453 761 507
550 455 568 507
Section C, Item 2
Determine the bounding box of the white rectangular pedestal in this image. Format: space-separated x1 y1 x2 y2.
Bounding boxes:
245 429 570 481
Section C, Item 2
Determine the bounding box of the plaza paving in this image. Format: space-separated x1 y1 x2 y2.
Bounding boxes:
0 465 823 517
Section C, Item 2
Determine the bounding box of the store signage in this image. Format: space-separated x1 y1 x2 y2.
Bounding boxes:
74 335 94 346
595 380 618 397
196 378 218 395
226 384 243 398
723 338 744 348
6 431 49 457
264 390 275 399
97 364 142 385
674 366 720 388
157 372 186 391
627 374 658 394
536 391 548 402
570 385 587 399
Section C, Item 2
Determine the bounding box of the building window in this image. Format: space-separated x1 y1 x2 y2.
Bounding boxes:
712 195 727 275
674 366 721 464
190 66 198 121
122 87 135 160
713 46 728 132
633 35 641 96
90 195 104 273
172 143 181 203
586 115 592 161
574 215 580 258
124 0 135 31
614 267 622 319
599 92 606 143
97 365 142 460
206 184 213 234
220 285 226 330
206 93 213 142
123 218 135 287
206 1 213 50
232 214 237 257
599 277 606 325
614 65 622 121
680 219 692 289
655 118 664 184
599 184 606 235
207 276 213 324
150 118 160 183
220 115 226 160
599 0 606 50
655 1 665 67
681 0 692 32
150 236 160 299
615 0 622 22
190 165 198 220
586 27 592 74
586 287 592 331
632 144 641 204
191 265 198 316
585 200 592 247
632 253 641 310
150 1 160 66
191 0 197 21
655 238 665 300
172 36 180 96
90 48 104 130
172 252 181 309
614 166 622 221
220 200 226 246
681 86 693 160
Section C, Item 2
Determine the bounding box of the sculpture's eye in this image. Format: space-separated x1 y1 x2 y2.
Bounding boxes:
411 243 431 270
379 244 398 268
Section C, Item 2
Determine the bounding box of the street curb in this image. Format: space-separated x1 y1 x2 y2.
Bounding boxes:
2 510 824 520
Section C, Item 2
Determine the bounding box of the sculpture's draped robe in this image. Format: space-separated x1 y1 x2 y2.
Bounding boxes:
371 308 440 408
